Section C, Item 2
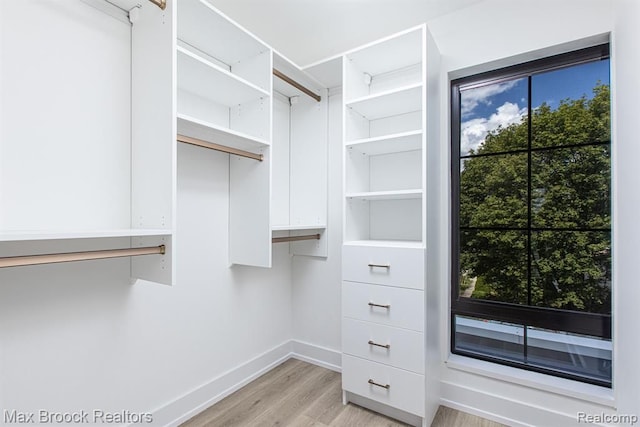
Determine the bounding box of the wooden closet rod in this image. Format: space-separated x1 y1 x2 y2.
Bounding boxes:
272 234 320 244
147 0 166 10
177 134 263 162
0 245 165 269
273 69 322 103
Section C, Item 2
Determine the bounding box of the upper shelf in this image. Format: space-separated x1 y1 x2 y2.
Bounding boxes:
346 84 422 121
0 229 171 242
346 130 422 155
177 46 269 107
345 26 423 78
177 0 268 70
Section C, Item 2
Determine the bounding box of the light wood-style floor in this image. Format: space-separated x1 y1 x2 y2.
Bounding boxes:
181 359 506 427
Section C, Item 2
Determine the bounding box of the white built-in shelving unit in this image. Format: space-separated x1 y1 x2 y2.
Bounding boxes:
176 0 274 267
341 25 429 427
343 27 426 246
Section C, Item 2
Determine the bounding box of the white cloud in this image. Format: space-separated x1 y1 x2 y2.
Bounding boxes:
461 101 526 155
461 80 520 118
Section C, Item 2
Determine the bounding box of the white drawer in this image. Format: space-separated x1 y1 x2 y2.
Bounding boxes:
342 281 424 332
343 245 424 289
342 354 424 417
342 318 424 374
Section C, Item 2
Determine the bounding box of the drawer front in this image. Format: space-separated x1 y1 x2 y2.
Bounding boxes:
342 318 424 374
342 354 424 417
342 281 424 332
343 245 424 289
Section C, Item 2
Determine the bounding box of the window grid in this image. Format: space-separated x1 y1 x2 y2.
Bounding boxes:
450 44 611 387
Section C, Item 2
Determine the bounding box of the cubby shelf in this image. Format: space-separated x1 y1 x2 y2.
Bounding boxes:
345 83 422 120
345 189 423 201
343 239 425 249
177 46 269 107
177 113 270 152
346 130 422 155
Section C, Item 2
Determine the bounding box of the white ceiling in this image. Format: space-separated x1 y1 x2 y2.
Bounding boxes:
207 0 484 67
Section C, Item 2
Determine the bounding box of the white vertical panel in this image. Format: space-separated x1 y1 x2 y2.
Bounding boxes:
271 95 290 227
345 148 371 193
130 0 175 285
290 90 328 227
229 148 271 267
0 0 131 230
131 0 175 230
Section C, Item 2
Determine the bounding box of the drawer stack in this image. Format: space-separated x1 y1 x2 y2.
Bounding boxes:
341 244 425 419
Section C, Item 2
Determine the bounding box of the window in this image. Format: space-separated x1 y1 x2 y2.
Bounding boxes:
451 44 611 387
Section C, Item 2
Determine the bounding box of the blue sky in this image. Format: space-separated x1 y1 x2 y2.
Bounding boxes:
460 58 610 156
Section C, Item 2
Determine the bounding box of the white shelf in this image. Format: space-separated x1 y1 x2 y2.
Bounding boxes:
177 113 270 152
177 46 269 107
344 239 424 249
345 27 423 78
177 0 268 70
346 84 422 120
346 130 422 156
346 189 422 201
271 224 326 232
0 229 172 242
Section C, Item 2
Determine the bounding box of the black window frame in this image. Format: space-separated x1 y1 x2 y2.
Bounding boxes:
450 44 612 387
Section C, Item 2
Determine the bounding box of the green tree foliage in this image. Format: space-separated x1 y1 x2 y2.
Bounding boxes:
460 84 611 314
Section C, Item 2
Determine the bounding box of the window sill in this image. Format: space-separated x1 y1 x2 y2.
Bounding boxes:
445 354 616 408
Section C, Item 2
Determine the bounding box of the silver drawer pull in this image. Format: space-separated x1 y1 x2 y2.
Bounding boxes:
368 340 391 349
368 379 390 389
368 263 390 269
368 302 390 309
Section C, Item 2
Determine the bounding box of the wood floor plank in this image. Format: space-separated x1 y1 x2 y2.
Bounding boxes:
302 375 345 425
180 359 315 427
288 414 330 427
244 365 337 427
181 359 506 427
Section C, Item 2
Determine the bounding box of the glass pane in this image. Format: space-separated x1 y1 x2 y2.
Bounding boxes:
460 77 528 156
532 59 610 148
532 145 610 229
459 230 528 304
455 315 525 362
460 153 528 228
531 231 611 314
526 327 611 384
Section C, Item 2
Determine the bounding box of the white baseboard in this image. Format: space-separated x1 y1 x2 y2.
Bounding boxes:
150 340 293 427
439 381 583 427
290 339 342 372
147 340 341 427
